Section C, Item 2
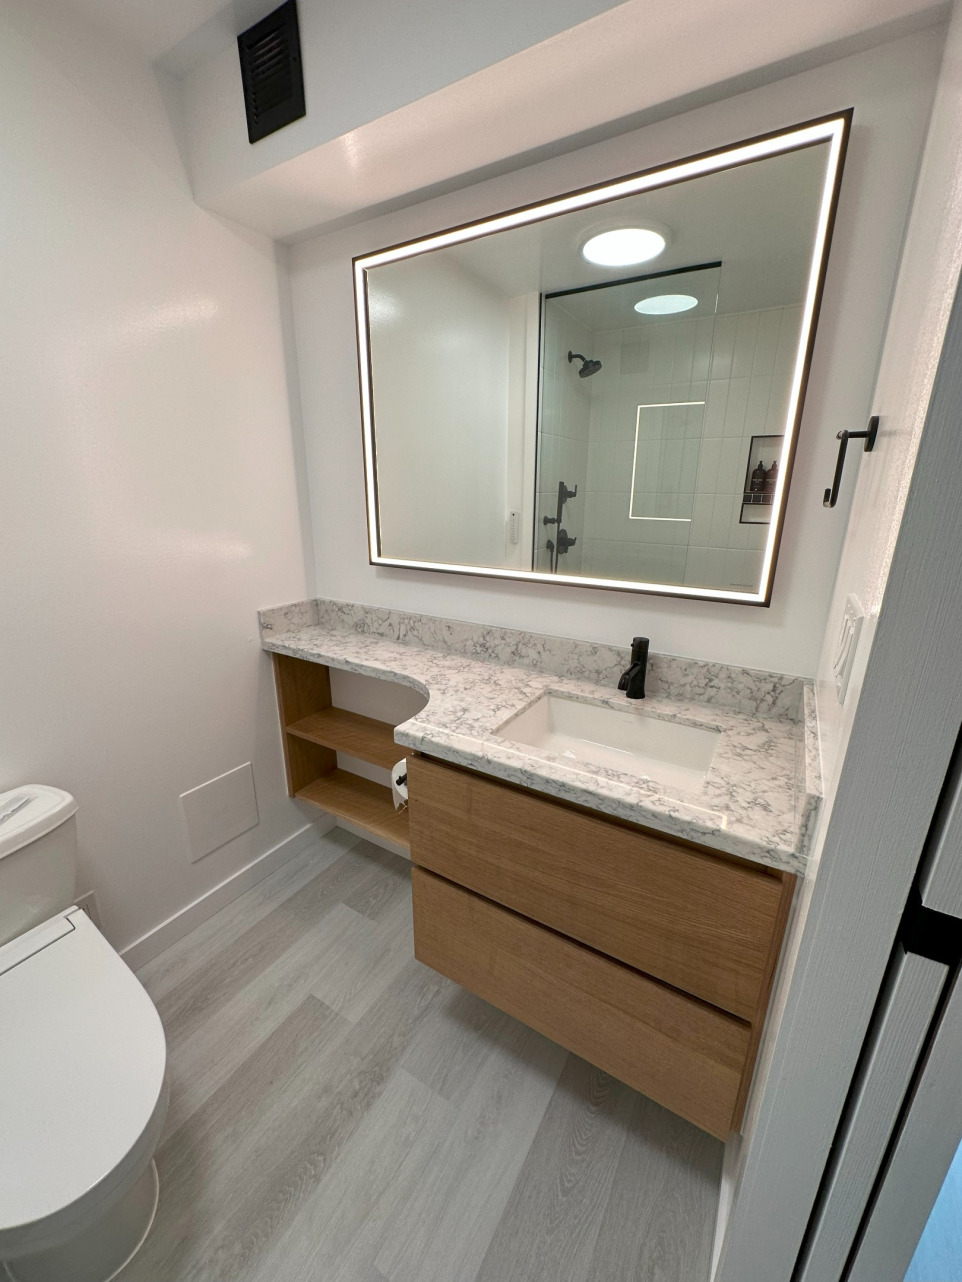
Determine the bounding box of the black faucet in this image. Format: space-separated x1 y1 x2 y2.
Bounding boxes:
618 636 649 700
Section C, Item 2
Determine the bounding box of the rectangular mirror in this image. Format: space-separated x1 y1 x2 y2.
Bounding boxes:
355 114 849 604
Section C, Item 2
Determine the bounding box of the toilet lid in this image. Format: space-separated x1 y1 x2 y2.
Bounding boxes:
0 910 167 1235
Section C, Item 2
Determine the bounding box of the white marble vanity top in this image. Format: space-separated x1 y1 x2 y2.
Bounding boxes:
260 599 821 877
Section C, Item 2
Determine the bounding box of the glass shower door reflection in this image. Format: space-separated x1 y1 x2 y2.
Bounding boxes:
534 263 722 585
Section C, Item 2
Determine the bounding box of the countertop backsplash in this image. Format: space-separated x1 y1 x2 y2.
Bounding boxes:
260 598 806 722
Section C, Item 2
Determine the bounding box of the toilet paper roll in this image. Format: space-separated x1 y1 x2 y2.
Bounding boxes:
391 759 408 811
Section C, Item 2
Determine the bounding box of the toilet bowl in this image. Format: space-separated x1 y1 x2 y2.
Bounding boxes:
0 788 168 1282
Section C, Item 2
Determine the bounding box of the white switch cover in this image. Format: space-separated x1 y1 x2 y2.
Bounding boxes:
180 762 258 863
833 594 864 704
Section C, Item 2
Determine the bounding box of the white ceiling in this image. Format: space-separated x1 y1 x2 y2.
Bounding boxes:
59 0 946 241
58 0 293 75
60 0 234 61
58 0 630 78
59 0 945 72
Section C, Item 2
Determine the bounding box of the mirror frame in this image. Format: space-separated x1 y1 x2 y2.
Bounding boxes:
354 111 851 606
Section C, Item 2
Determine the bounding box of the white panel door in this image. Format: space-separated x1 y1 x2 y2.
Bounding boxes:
847 968 962 1282
798 945 948 1282
920 742 962 918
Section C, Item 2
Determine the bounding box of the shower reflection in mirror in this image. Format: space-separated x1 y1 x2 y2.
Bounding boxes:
532 263 777 584
533 258 802 588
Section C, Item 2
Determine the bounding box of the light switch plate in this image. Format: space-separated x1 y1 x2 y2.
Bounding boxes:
833 594 864 704
180 762 259 863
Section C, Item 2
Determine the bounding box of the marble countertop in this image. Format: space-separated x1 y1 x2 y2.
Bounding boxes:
261 601 821 876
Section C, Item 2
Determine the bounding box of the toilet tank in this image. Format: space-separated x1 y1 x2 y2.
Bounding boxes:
0 786 78 949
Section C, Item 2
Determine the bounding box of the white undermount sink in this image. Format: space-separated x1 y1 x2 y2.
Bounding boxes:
496 694 720 792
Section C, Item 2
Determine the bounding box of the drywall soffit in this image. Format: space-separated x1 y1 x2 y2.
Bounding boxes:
186 0 947 241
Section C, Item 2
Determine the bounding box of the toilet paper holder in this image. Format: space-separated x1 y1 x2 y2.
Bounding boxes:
392 760 408 811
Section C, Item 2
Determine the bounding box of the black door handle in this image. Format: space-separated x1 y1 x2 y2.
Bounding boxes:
824 416 879 508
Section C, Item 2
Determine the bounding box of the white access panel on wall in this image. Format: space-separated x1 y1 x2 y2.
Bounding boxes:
180 763 259 864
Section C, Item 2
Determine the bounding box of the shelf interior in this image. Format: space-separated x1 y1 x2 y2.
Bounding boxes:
296 769 409 849
273 653 411 853
287 706 401 771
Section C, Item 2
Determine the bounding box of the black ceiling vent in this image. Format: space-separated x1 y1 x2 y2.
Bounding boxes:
238 1 305 144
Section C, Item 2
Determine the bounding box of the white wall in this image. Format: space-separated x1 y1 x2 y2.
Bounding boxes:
0 0 313 952
289 29 942 676
815 11 962 807
368 255 512 568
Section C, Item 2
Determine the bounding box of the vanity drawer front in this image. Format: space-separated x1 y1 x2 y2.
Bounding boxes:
408 755 790 1021
412 867 749 1139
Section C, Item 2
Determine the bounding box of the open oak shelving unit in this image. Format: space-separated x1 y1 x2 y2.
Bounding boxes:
272 653 409 850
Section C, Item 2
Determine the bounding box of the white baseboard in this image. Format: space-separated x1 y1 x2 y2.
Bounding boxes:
120 817 336 971
711 1132 742 1280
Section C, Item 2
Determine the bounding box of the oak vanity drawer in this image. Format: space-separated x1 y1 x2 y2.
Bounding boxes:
412 867 749 1138
408 755 793 1021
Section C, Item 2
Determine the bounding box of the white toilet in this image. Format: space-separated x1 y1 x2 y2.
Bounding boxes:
0 786 168 1282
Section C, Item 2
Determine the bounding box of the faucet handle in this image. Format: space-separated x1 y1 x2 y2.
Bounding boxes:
630 636 649 663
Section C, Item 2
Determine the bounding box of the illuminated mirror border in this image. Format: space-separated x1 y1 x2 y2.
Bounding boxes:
354 112 851 606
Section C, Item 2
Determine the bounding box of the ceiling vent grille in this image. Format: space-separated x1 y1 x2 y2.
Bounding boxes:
238 1 305 144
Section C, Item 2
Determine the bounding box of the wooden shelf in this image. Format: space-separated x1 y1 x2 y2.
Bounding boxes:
286 707 400 771
296 770 409 850
273 654 410 852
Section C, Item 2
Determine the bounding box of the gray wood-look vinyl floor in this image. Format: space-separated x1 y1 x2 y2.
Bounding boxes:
126 831 722 1282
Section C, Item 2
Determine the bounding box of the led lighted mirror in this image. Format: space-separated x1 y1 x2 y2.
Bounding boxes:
355 115 850 604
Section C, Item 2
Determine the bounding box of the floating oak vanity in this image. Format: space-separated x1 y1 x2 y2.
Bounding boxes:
263 599 820 1141
408 756 793 1138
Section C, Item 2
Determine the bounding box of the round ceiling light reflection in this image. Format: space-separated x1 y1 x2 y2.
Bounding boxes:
634 293 699 315
581 227 666 267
